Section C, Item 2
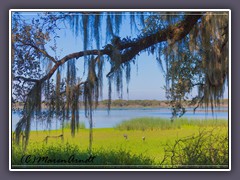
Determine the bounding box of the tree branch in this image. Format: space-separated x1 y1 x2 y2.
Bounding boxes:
17 38 57 64
37 13 203 86
193 96 205 113
13 12 204 88
119 13 203 64
106 13 203 76
14 13 204 99
14 76 39 83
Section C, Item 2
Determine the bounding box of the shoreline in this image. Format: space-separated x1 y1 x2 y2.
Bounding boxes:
12 99 229 111
11 117 228 133
12 106 228 113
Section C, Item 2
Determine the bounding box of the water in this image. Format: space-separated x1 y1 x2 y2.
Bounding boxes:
11 107 228 131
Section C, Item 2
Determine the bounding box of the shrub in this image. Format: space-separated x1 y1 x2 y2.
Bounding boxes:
161 128 229 168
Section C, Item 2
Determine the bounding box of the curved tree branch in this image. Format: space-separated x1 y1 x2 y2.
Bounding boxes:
14 13 203 146
119 13 203 63
41 13 203 81
14 76 39 83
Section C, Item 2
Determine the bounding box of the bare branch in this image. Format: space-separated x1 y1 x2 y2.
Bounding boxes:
193 96 204 113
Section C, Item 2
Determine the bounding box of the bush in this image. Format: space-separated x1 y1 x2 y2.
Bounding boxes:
161 128 229 168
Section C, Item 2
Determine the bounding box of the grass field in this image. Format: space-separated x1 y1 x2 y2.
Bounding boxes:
12 118 229 169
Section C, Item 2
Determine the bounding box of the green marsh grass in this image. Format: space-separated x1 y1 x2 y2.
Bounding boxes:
63 121 86 129
115 117 228 131
12 118 228 168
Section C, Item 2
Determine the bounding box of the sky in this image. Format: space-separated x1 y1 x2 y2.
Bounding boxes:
18 12 229 101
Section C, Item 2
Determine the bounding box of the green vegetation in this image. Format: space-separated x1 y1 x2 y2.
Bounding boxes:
64 121 86 130
100 99 167 108
115 117 228 131
97 99 228 108
14 99 228 109
12 144 154 169
12 118 228 169
163 129 228 168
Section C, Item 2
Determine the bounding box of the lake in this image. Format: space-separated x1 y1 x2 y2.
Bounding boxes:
11 107 228 131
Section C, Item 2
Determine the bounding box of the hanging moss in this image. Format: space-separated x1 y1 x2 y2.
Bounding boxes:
125 62 131 95
15 82 41 149
35 82 42 116
55 69 61 116
114 12 122 35
82 14 89 51
161 12 229 118
139 12 145 27
107 76 112 113
106 13 114 42
130 12 136 33
94 14 101 49
97 56 104 98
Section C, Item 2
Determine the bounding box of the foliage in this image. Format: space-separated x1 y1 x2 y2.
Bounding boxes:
99 99 228 108
161 129 228 168
101 99 165 107
163 12 229 118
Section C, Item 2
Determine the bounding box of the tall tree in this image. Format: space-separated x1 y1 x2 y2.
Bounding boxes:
11 11 229 150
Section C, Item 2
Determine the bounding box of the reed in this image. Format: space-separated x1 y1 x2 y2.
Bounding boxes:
115 117 228 131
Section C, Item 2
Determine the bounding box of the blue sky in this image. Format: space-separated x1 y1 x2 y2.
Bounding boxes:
19 12 228 100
